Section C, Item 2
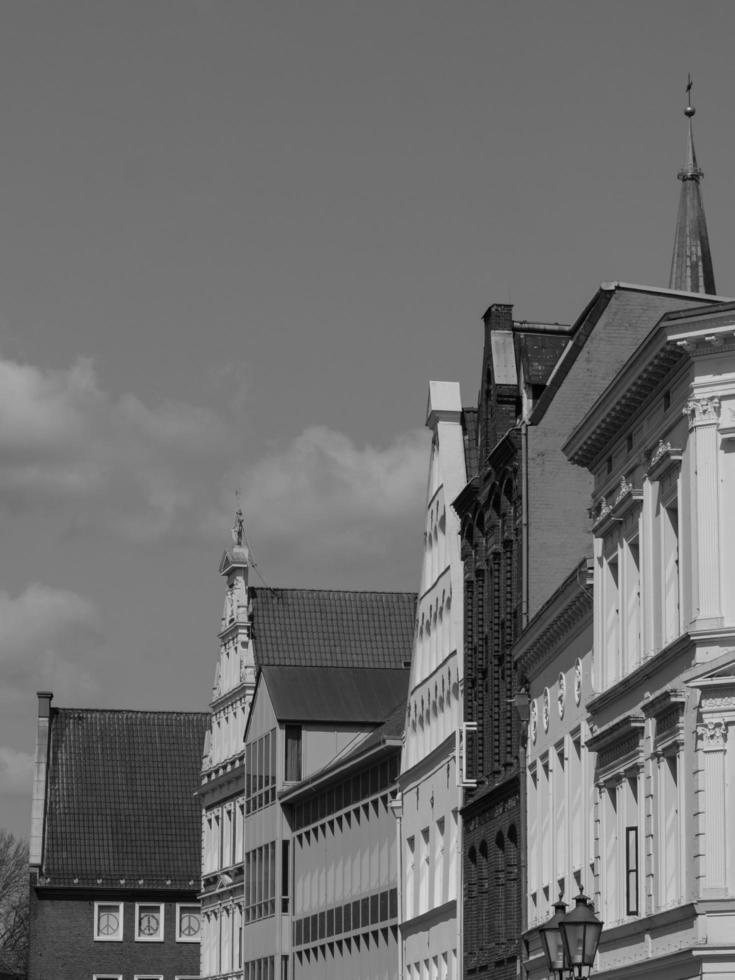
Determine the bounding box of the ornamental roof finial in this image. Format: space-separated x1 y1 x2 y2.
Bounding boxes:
668 75 716 294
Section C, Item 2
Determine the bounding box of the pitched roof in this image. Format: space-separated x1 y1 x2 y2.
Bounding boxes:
278 696 406 803
262 665 409 723
42 708 208 889
250 588 416 669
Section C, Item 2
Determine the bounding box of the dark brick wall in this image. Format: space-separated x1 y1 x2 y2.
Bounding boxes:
457 302 527 979
29 886 200 980
463 789 520 980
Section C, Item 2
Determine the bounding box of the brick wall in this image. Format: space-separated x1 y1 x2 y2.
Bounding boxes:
29 887 200 980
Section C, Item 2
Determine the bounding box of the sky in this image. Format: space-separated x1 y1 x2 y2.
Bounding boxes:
2 0 735 836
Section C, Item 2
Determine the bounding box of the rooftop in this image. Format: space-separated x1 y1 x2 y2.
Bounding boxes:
250 587 416 669
41 707 208 889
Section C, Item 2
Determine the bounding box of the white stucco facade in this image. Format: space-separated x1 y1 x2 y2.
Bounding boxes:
396 381 466 980
549 304 735 979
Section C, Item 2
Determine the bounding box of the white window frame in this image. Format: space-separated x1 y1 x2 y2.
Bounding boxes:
93 902 123 942
93 975 123 980
176 903 201 943
134 902 165 942
134 976 164 980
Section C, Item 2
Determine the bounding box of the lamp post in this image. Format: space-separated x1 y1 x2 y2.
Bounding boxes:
539 886 602 979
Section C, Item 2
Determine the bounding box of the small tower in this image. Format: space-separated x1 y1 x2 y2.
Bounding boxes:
669 77 716 294
201 506 256 774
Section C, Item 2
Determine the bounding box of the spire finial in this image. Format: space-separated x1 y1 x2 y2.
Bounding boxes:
231 490 245 547
668 76 716 294
685 73 695 118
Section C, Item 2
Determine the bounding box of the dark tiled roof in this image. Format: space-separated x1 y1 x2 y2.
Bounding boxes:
43 708 208 889
262 665 409 723
250 589 416 668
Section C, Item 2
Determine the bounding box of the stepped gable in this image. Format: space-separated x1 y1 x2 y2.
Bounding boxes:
43 708 208 888
249 588 416 669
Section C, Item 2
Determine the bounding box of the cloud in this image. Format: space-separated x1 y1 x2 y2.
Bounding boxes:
0 584 102 702
0 352 233 538
213 425 430 588
0 748 33 796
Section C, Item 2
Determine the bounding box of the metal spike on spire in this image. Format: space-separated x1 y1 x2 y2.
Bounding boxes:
668 75 716 294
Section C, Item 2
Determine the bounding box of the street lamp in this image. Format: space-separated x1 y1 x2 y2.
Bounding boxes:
539 886 603 979
539 896 567 975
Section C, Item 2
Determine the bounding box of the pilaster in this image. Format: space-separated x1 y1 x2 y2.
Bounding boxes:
695 718 727 897
685 395 723 629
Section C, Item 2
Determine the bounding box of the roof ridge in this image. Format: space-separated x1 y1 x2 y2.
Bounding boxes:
251 586 417 597
53 706 210 717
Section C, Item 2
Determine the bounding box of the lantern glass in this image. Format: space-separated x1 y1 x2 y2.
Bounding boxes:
559 888 603 972
539 899 568 974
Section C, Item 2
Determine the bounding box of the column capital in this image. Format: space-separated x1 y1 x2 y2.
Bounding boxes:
685 395 720 428
697 717 727 750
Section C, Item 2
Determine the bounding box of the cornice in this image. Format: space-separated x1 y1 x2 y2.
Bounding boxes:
647 441 683 482
586 714 644 755
591 476 643 536
514 559 592 677
641 688 687 718
587 632 691 715
451 478 479 518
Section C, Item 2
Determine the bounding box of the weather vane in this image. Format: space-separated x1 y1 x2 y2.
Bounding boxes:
685 73 695 117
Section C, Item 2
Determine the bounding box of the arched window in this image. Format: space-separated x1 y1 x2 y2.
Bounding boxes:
495 832 506 946
506 824 519 938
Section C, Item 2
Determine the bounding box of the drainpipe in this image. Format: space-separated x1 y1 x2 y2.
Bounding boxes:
520 418 529 629
388 794 404 980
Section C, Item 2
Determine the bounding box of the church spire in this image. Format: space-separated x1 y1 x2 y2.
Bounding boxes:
668 76 716 294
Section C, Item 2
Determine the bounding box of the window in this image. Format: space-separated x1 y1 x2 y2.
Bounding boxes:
94 902 123 941
419 827 430 913
285 725 302 782
94 976 122 980
433 818 445 907
281 840 290 912
134 976 163 980
625 826 638 915
176 903 201 942
135 903 164 941
245 728 277 813
405 836 416 917
245 841 276 921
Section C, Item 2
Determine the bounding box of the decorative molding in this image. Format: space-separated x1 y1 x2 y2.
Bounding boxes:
587 714 645 784
557 673 566 719
592 476 643 536
685 396 720 428
697 718 727 750
574 659 582 706
542 688 550 733
647 441 683 483
529 699 537 745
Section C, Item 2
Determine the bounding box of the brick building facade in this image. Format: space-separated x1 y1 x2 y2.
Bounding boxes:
28 693 207 980
453 305 570 980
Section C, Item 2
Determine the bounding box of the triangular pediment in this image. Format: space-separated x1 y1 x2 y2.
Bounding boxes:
685 647 735 690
